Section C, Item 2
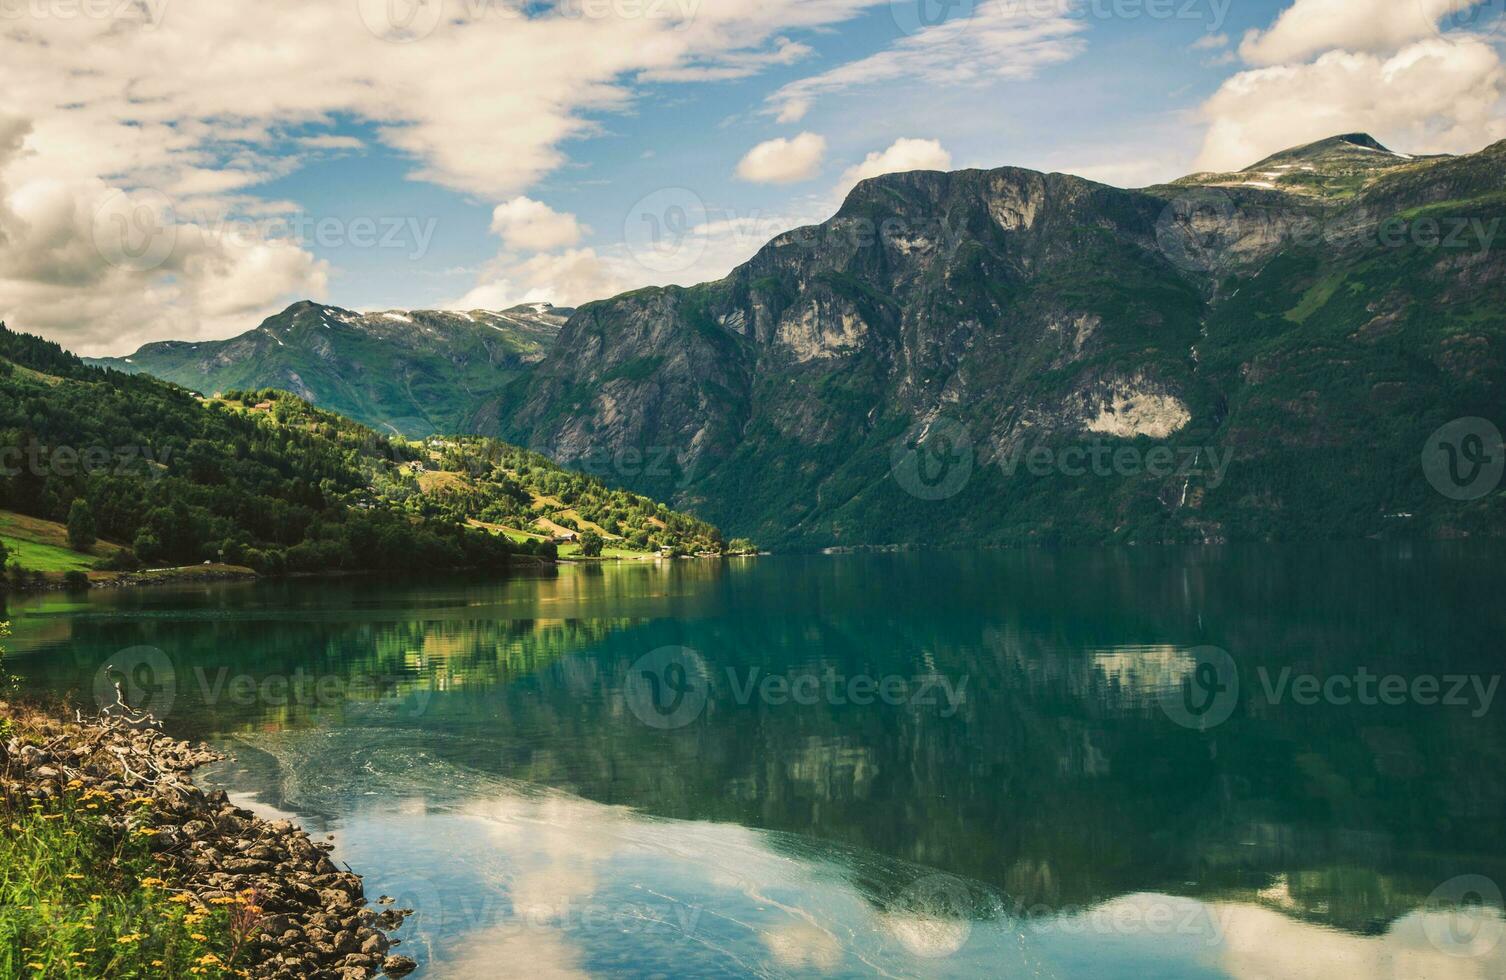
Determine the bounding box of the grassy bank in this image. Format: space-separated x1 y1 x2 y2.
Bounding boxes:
0 706 249 979
0 693 412 980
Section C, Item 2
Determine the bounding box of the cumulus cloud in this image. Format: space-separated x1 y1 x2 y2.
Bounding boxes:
0 175 327 354
836 138 953 193
768 0 1085 120
0 0 894 351
1238 0 1467 66
489 197 585 252
1195 37 1506 171
450 248 630 311
736 133 828 184
451 198 827 311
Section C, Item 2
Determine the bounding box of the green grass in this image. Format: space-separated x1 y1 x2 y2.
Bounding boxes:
0 536 97 573
0 774 248 978
0 511 122 573
557 543 656 560
1284 272 1346 325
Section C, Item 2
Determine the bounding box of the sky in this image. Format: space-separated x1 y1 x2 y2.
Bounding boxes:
1 0 1503 355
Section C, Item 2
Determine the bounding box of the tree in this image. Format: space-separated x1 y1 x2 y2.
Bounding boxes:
132 529 162 564
0 539 8 568
578 530 604 558
67 498 97 552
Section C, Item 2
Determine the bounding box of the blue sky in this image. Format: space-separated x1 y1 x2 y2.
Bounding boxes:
285 1 1290 313
1 0 1502 353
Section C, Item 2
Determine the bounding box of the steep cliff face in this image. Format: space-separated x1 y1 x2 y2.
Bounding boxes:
501 136 1506 548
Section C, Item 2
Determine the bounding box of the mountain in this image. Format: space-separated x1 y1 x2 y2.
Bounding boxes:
90 301 570 438
0 324 730 579
1174 132 1448 199
494 134 1506 549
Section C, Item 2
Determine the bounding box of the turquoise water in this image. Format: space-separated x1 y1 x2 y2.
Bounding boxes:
6 545 1506 978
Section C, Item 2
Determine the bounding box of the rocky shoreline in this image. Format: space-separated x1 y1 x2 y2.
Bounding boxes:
1 705 416 979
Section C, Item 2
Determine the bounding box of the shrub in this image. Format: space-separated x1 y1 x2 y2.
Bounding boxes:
101 549 142 572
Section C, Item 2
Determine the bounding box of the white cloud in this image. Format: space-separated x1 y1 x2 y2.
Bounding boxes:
768 0 1086 120
643 37 813 83
775 98 812 124
0 175 327 355
1195 37 1506 172
452 200 830 311
836 138 952 194
1238 0 1467 66
489 197 585 252
450 248 630 311
0 0 901 352
1191 33 1230 51
736 133 827 184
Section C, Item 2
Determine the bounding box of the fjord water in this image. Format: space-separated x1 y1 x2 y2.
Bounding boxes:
6 545 1506 979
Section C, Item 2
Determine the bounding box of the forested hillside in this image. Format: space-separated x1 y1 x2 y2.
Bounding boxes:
0 325 732 578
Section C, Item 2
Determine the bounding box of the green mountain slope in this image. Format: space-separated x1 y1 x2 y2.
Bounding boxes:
89 301 569 438
0 326 730 577
494 134 1506 548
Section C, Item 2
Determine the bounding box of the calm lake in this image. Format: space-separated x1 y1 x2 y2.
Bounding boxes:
6 545 1506 978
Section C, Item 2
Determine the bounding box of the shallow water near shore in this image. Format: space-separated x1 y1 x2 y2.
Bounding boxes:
6 544 1506 978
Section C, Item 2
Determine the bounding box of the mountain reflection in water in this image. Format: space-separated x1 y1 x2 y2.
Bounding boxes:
6 544 1505 977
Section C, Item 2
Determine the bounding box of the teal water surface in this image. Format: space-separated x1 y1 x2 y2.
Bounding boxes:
5 545 1506 978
